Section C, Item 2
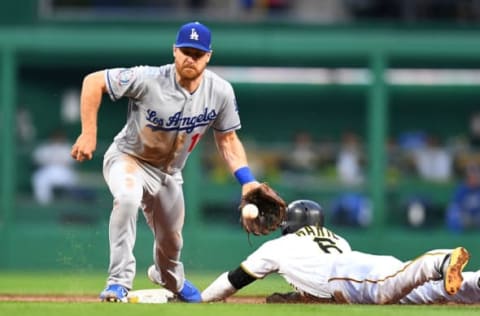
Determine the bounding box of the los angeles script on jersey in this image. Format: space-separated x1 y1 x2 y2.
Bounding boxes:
146 107 217 133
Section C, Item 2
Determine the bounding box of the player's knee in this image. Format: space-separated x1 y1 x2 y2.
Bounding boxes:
113 193 141 214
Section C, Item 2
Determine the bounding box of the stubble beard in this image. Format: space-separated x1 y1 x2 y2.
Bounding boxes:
178 63 202 81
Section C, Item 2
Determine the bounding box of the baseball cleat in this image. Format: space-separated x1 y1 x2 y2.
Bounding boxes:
147 265 200 302
99 284 129 302
177 279 202 303
443 247 470 295
147 265 165 286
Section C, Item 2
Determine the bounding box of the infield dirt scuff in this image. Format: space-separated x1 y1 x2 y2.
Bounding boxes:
0 294 265 304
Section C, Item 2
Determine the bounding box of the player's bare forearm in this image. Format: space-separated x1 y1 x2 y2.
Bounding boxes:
213 130 260 194
201 272 238 302
71 71 106 162
214 130 249 173
80 71 106 135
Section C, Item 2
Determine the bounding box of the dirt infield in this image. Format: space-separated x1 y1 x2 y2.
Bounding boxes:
1 294 474 305
0 294 265 304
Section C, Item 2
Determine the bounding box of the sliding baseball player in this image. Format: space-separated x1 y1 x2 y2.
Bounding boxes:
201 200 470 304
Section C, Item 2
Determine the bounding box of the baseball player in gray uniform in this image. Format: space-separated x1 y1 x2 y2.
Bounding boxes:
201 200 470 304
71 21 261 303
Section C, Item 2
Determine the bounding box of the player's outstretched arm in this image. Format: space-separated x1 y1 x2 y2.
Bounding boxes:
201 272 238 302
213 130 260 194
201 266 257 302
71 71 107 162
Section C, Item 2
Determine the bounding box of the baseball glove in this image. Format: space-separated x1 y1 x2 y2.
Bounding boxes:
239 183 287 236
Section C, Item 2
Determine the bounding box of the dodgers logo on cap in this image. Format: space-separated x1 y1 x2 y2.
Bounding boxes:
175 21 212 52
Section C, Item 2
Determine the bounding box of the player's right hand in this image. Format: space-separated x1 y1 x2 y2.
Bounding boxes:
71 133 97 162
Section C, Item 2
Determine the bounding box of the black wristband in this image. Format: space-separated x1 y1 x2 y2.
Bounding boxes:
227 266 257 290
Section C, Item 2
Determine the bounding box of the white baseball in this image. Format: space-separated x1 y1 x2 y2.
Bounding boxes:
242 203 259 219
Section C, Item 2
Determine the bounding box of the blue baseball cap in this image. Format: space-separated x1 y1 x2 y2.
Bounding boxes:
175 21 212 52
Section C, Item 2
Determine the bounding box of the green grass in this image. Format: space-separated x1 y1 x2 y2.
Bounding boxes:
0 271 292 296
0 272 478 316
1 301 479 316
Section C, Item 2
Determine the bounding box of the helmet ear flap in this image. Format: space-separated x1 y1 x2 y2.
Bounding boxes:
281 207 305 235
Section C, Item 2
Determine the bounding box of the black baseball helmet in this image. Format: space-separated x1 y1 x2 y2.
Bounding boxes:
281 199 325 235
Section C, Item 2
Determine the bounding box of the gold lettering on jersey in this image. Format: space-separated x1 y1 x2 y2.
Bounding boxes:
295 226 339 240
303 225 315 235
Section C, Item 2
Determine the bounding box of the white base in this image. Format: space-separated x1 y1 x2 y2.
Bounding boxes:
127 289 175 304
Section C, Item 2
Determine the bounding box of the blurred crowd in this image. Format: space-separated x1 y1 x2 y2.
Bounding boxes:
17 1 480 233
50 0 480 24
202 111 480 233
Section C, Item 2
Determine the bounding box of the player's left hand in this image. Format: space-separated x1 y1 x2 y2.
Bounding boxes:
239 183 287 236
71 133 97 162
241 181 261 196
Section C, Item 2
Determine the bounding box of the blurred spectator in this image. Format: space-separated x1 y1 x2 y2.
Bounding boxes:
284 131 317 173
412 135 453 182
31 128 78 205
398 130 427 151
290 0 349 22
239 0 291 17
16 106 36 146
240 0 255 11
385 137 403 184
469 111 480 149
336 131 364 185
265 0 290 13
397 130 427 177
405 197 428 228
50 0 480 23
330 192 372 227
404 195 444 229
344 0 403 20
451 113 480 176
188 0 207 9
344 0 480 22
445 163 480 233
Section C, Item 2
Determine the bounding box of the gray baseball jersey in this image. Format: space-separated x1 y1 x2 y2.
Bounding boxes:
105 64 241 175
